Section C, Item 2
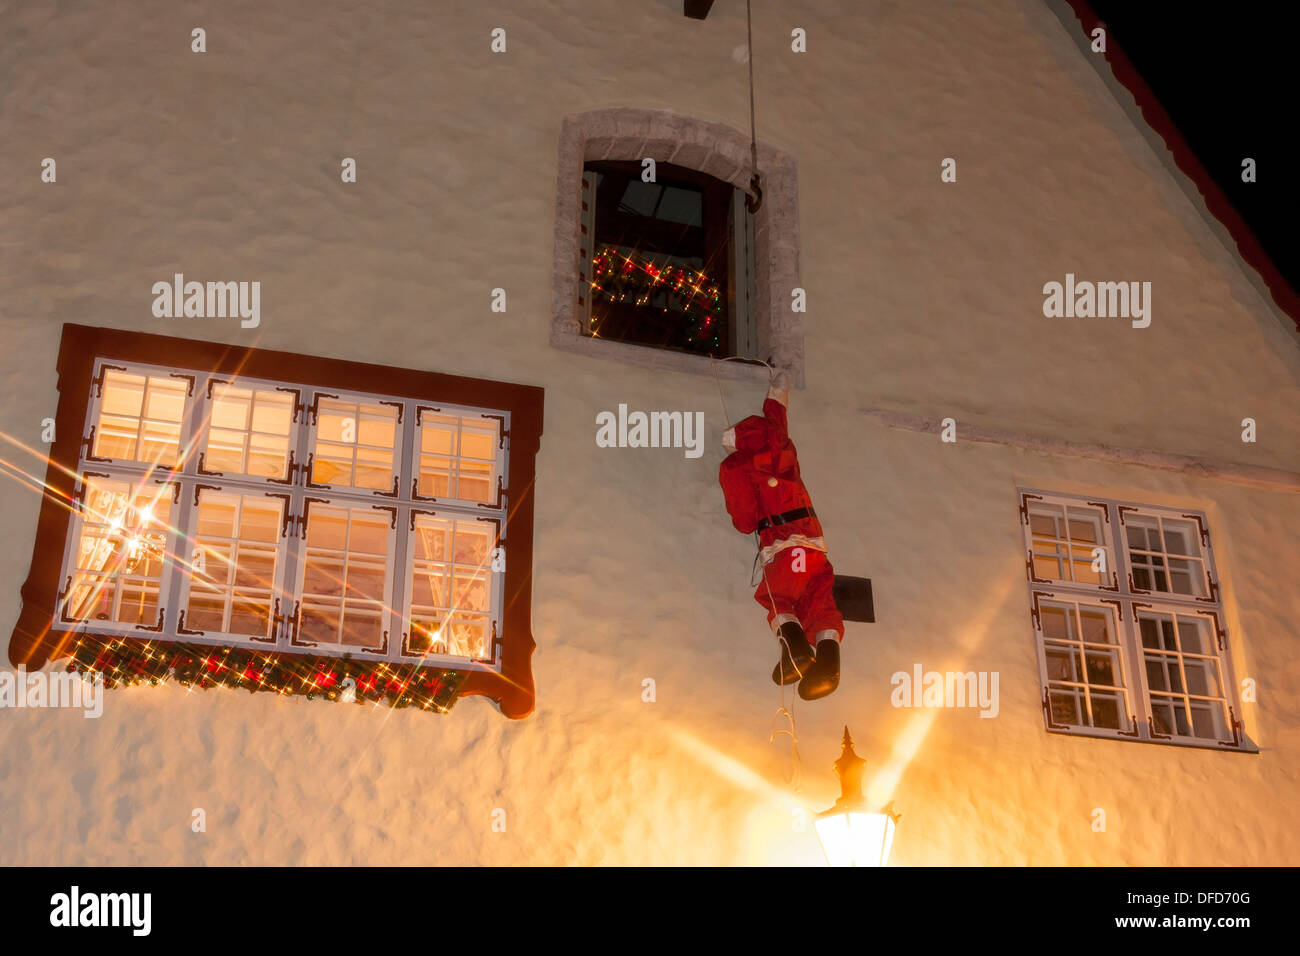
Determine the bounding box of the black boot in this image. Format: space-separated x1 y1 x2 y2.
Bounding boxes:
798 639 840 700
771 622 814 686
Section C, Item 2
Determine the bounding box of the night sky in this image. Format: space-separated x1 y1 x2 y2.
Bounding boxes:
1084 2 1299 303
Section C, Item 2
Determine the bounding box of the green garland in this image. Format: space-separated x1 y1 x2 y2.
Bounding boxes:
66 636 466 712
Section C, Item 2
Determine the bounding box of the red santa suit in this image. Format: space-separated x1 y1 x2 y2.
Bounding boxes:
719 384 844 645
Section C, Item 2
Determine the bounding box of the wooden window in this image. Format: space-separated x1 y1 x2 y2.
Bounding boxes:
578 160 757 359
11 325 543 718
204 384 295 480
1019 490 1252 751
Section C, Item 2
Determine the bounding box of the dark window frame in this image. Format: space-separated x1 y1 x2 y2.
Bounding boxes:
580 158 755 360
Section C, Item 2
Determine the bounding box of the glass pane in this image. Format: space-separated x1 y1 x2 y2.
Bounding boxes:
312 398 398 491
1029 512 1057 536
1176 616 1212 655
447 614 488 658
1144 656 1170 692
229 597 272 638
1048 690 1080 725
1033 553 1063 579
1078 609 1113 644
186 591 226 631
345 562 386 602
1089 691 1124 730
1189 702 1225 740
459 460 493 503
302 556 344 597
1040 605 1069 640
100 370 145 417
299 605 340 644
1150 698 1177 736
1045 645 1080 681
65 479 173 622
1066 514 1098 544
452 572 489 612
348 512 390 554
453 524 491 564
1162 519 1201 557
1085 649 1120 687
189 491 283 636
340 608 384 648
1182 658 1221 698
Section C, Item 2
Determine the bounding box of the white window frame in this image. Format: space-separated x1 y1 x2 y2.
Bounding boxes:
1018 489 1253 752
58 358 510 673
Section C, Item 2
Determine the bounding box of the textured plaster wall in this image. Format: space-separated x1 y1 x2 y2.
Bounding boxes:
0 0 1296 865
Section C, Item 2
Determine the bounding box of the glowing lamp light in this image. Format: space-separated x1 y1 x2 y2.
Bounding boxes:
813 727 901 867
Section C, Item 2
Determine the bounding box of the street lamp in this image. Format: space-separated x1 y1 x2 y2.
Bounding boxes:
813 726 901 867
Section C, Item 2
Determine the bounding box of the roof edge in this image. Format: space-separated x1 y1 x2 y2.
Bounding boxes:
1056 0 1300 338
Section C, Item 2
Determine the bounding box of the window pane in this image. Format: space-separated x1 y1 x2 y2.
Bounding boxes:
1045 644 1080 681
1078 609 1115 644
312 398 399 491
1085 649 1121 687
186 491 282 638
416 412 499 502
1027 502 1107 585
94 370 187 466
1182 658 1221 698
1089 692 1124 730
65 478 173 624
298 503 390 648
1048 690 1080 725
1189 701 1226 740
409 514 496 660
205 384 294 479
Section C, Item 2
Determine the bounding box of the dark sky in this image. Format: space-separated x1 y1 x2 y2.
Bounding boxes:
1084 2 1299 299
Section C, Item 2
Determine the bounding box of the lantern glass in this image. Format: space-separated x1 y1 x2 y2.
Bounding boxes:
814 810 896 867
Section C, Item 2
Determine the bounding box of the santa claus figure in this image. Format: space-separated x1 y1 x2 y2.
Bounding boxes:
719 370 844 700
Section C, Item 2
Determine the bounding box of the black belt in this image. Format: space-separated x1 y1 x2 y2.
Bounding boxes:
757 507 816 533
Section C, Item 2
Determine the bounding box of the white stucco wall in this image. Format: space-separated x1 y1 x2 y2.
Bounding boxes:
1 0 1296 865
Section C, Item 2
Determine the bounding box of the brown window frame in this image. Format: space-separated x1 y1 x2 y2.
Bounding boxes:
9 324 544 719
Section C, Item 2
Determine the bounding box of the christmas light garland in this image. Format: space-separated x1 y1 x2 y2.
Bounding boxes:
65 635 466 712
590 247 723 345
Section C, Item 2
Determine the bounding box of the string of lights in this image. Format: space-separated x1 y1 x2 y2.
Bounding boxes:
66 635 466 711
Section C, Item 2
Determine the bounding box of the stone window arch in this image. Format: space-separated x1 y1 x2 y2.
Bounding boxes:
550 108 802 385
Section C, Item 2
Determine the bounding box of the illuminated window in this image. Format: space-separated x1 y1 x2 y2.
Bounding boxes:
63 477 174 627
311 397 400 492
1019 490 1251 751
407 514 494 658
415 410 501 503
204 384 295 479
297 502 394 649
184 491 285 639
92 369 187 466
18 326 542 717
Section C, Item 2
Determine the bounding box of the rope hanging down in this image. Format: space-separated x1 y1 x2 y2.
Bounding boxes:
745 0 763 214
